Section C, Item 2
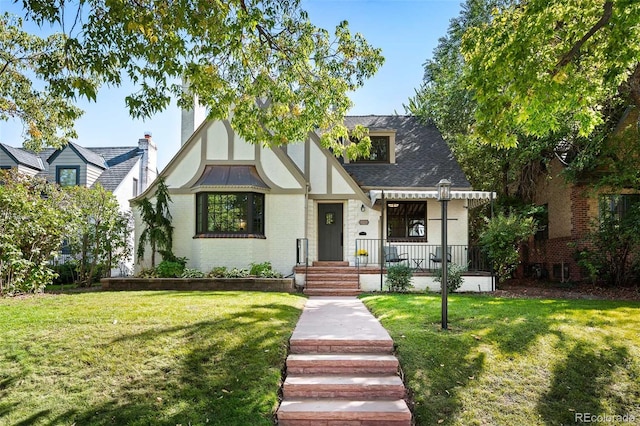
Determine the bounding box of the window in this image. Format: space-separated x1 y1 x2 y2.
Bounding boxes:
353 136 389 162
387 202 426 240
56 166 80 186
600 194 640 221
196 192 265 236
534 204 549 241
132 177 139 197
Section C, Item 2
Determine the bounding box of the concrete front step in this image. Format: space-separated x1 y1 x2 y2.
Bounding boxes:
290 339 394 354
305 281 360 289
303 288 362 297
286 353 399 375
283 375 405 399
277 399 411 425
306 274 359 281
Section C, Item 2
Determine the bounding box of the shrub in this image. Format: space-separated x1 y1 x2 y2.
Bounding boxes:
181 268 205 278
386 264 414 292
225 268 251 278
208 266 228 278
575 201 640 287
156 260 185 278
433 263 465 293
136 268 158 278
249 261 283 278
479 211 537 283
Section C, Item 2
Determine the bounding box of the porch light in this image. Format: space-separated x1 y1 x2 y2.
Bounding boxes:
361 203 366 212
437 179 451 201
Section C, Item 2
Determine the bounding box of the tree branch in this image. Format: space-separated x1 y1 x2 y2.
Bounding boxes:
552 0 613 75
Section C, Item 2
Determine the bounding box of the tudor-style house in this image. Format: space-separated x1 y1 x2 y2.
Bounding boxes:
134 111 495 293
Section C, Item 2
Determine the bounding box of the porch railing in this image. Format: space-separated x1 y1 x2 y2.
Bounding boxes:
355 239 491 273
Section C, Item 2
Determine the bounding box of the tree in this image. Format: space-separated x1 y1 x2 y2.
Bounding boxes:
10 0 384 155
0 170 67 294
64 185 133 286
135 177 174 267
406 0 555 202
0 13 84 151
461 0 640 149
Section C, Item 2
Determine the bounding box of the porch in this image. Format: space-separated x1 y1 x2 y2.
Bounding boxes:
295 239 495 293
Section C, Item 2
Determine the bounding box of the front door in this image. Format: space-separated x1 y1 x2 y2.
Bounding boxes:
318 203 343 261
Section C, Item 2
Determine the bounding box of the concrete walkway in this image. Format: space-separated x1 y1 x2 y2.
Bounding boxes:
277 296 412 425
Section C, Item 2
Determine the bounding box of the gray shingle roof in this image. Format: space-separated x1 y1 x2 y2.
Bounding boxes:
3 144 141 192
47 142 108 169
92 147 141 191
341 115 470 189
0 143 44 171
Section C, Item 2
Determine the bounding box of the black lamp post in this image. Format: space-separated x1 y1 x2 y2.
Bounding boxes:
437 178 451 330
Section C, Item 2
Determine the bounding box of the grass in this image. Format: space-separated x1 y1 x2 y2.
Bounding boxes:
0 291 306 426
361 293 640 426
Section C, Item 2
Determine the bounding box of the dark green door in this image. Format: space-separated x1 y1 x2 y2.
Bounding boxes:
318 203 343 261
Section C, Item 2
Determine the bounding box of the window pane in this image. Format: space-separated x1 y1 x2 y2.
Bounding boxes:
58 168 77 186
197 192 265 235
352 136 389 162
369 136 389 161
387 202 426 239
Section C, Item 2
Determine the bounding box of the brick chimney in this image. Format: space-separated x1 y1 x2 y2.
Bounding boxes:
138 132 157 192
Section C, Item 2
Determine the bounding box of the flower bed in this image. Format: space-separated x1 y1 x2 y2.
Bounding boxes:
101 277 295 292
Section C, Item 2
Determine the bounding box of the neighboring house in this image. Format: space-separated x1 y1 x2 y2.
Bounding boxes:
0 135 158 275
134 113 495 291
523 107 640 283
524 155 640 283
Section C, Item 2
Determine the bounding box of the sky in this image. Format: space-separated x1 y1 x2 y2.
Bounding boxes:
0 0 462 170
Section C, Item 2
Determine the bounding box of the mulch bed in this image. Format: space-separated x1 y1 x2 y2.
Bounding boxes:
494 278 640 301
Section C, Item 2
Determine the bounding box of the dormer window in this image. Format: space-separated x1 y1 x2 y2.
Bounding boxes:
56 166 80 187
360 136 390 162
345 131 396 164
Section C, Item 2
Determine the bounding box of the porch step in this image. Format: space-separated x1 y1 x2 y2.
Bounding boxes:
312 261 349 267
303 263 361 296
303 288 361 296
286 353 399 375
289 338 394 354
277 399 411 425
283 375 405 399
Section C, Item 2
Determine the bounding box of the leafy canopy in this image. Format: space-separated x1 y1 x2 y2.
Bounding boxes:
9 0 384 154
461 0 640 148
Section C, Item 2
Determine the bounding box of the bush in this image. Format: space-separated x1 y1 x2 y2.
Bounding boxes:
575 202 640 287
386 264 414 292
208 267 227 278
479 211 537 283
156 260 185 278
249 261 283 278
433 263 465 293
137 268 159 278
181 268 205 278
224 268 251 278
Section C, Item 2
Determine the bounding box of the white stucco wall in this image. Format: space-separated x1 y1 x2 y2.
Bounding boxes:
359 273 494 292
187 193 305 275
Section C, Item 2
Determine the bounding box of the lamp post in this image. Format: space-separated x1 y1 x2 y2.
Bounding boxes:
437 179 451 330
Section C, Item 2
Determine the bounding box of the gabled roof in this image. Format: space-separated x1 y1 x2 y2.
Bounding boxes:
341 115 471 189
47 142 108 169
1 143 142 192
0 143 44 171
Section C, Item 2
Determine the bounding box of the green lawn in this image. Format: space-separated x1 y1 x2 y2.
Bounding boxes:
0 291 306 426
361 293 640 426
